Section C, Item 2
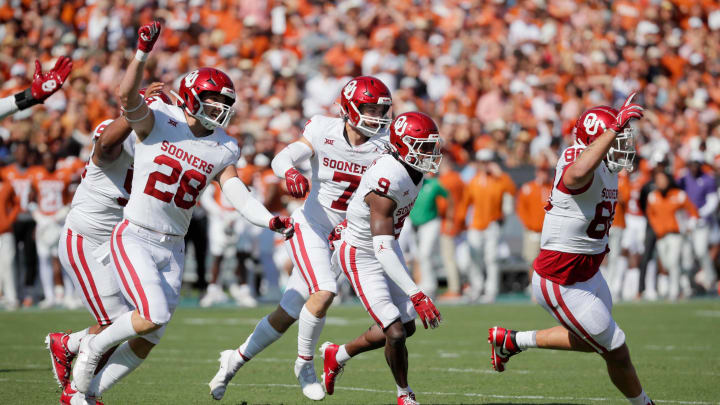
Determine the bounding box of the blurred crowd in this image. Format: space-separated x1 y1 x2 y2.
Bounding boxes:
1 0 719 309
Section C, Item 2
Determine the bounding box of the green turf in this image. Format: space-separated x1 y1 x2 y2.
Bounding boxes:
1 300 719 404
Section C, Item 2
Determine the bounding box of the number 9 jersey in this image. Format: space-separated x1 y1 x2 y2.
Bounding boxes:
123 100 240 236
540 144 619 256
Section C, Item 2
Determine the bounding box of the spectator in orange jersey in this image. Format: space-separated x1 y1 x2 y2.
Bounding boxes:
515 158 553 288
605 171 631 301
646 170 699 301
0 171 21 310
456 149 516 302
31 151 72 309
436 155 465 301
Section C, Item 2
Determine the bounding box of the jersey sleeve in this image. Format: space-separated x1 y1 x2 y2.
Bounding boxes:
300 115 324 150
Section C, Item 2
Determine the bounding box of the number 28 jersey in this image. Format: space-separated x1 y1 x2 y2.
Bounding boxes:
123 102 240 236
541 145 618 255
300 115 388 230
345 154 423 251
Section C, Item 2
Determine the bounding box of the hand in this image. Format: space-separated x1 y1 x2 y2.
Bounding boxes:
30 57 72 101
269 215 295 239
143 82 165 100
610 91 644 132
410 292 442 329
285 168 309 198
137 20 162 53
328 219 347 250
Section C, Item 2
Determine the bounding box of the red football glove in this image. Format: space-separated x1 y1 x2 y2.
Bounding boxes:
269 216 295 239
610 91 644 132
410 292 442 329
285 168 309 198
30 57 72 101
328 219 347 250
137 21 162 53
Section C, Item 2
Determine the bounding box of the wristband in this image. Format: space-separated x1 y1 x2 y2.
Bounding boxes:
124 108 150 123
14 88 41 110
135 50 148 62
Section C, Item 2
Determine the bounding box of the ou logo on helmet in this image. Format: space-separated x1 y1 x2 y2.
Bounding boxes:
583 112 606 136
343 80 357 100
394 115 408 135
185 70 200 88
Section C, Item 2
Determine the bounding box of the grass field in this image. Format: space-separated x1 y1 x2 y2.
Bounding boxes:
2 299 719 404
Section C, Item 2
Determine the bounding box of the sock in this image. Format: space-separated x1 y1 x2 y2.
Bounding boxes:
297 305 326 359
237 315 283 360
396 384 409 396
67 328 89 354
515 331 537 350
90 312 137 353
87 341 144 396
627 389 652 405
336 344 351 364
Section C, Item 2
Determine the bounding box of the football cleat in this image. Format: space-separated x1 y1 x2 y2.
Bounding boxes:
294 358 325 401
488 326 521 372
46 332 76 389
209 350 244 400
60 384 104 405
319 341 344 395
397 391 418 405
72 336 103 393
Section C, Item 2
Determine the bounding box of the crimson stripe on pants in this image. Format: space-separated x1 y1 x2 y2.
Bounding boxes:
551 282 608 353
288 236 313 295
539 276 587 345
111 222 140 313
66 230 102 323
76 234 111 324
294 224 319 292
115 220 152 321
341 243 384 328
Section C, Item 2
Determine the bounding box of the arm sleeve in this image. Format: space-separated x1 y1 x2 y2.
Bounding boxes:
221 177 273 228
0 95 19 121
270 141 313 178
372 234 421 297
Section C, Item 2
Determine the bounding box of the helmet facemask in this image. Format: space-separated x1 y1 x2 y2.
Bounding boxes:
345 101 392 137
192 90 235 130
606 127 636 173
401 134 443 174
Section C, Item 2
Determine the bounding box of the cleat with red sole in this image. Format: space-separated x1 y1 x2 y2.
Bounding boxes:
46 332 76 389
488 326 521 372
60 385 104 405
319 342 343 395
397 392 418 405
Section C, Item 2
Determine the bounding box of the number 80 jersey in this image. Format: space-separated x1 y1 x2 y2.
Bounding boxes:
541 145 618 255
123 101 240 236
300 115 388 230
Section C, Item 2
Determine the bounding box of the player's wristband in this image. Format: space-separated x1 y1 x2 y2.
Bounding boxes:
14 88 41 110
135 49 148 62
124 108 150 123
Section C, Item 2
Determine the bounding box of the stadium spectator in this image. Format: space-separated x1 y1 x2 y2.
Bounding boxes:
0 171 20 310
436 154 465 301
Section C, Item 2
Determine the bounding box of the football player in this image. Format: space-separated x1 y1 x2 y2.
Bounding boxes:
209 76 393 401
70 21 294 403
0 57 72 120
487 93 655 405
320 112 443 405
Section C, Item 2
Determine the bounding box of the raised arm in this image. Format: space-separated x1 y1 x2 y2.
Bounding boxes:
367 191 441 329
564 92 643 189
217 164 294 238
270 137 314 198
0 57 72 121
116 21 161 140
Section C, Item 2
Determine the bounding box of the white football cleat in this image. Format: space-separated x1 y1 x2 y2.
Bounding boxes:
209 350 243 400
200 284 230 308
72 336 103 393
229 284 257 308
294 358 325 401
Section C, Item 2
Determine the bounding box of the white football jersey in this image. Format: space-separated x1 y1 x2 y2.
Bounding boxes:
345 154 423 251
300 115 388 230
123 101 240 235
541 145 619 255
66 119 137 242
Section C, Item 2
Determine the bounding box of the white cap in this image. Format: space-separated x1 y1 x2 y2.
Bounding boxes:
475 148 495 162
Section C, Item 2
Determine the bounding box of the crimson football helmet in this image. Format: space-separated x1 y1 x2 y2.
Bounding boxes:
339 76 392 137
389 112 443 173
573 106 635 173
173 67 236 130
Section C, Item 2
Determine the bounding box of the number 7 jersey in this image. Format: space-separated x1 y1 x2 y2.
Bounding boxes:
541 144 618 255
123 101 240 236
